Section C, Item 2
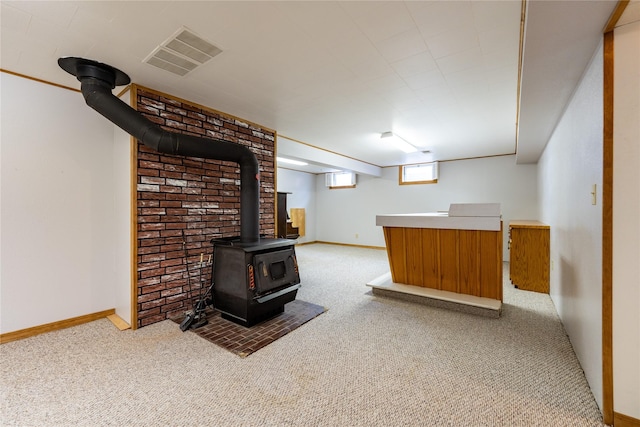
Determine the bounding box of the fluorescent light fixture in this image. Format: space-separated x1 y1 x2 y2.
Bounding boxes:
381 131 418 153
277 157 308 166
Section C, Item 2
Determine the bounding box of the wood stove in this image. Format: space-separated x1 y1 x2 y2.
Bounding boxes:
212 238 300 327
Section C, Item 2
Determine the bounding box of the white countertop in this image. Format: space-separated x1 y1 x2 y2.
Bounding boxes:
376 204 502 231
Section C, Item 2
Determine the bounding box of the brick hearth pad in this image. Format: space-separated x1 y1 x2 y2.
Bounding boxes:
172 300 326 357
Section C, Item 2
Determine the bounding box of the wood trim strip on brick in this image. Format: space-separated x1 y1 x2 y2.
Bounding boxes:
0 309 116 344
274 133 280 237
130 85 140 330
132 84 276 134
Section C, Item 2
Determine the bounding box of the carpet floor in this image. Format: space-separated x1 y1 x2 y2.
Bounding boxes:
0 243 603 426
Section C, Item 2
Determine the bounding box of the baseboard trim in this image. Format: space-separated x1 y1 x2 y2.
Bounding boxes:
107 313 131 331
0 309 116 344
312 240 386 250
615 412 640 427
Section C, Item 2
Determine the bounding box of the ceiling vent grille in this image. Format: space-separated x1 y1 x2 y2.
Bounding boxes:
144 27 222 76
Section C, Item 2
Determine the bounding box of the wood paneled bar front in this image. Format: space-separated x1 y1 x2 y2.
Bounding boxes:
369 204 503 315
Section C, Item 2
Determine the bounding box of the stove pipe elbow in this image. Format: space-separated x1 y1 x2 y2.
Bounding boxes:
59 57 260 243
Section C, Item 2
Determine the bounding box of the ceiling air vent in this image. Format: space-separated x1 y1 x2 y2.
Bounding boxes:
144 27 222 76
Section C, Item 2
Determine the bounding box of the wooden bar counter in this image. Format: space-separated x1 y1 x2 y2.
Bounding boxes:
369 204 503 314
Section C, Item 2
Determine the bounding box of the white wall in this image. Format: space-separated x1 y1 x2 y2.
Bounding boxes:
0 73 129 333
315 155 538 256
613 21 640 420
276 167 316 244
537 43 604 410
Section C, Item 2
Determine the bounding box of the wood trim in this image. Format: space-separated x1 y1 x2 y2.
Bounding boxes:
279 134 382 168
130 86 140 330
602 29 614 426
515 0 527 155
116 84 131 99
329 185 356 189
508 220 549 229
389 153 516 170
614 412 640 427
0 68 80 92
107 314 131 331
131 84 275 134
0 309 115 344
399 180 438 186
604 0 630 33
313 241 386 250
274 132 280 238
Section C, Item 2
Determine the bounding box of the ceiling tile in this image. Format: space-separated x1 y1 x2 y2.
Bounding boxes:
390 51 438 78
340 1 414 43
402 68 447 91
5 0 78 28
471 1 522 33
425 26 479 60
1 3 31 34
478 25 520 56
436 47 484 75
412 1 474 39
375 28 428 63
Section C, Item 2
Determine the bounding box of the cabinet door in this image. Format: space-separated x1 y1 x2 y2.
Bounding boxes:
510 226 549 293
509 227 527 286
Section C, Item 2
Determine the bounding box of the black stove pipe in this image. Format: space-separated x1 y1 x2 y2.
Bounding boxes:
58 57 260 243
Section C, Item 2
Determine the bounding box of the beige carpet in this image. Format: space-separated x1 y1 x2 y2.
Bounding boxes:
0 243 603 426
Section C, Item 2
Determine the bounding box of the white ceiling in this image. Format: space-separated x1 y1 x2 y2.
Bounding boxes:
0 1 619 174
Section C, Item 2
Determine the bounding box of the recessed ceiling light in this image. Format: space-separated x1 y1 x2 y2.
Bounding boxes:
381 131 417 153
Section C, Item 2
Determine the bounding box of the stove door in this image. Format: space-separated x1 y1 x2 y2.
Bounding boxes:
253 248 300 294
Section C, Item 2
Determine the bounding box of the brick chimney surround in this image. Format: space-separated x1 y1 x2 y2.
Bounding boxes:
133 86 276 328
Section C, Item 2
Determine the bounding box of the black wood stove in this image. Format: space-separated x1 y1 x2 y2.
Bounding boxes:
212 237 300 327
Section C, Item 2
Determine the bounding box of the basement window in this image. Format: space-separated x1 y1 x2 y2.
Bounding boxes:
399 162 438 185
325 171 356 189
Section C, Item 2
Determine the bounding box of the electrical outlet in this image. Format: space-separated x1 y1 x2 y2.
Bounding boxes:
591 184 597 205
355 233 359 239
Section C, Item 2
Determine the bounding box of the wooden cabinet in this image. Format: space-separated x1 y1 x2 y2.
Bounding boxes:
509 221 550 293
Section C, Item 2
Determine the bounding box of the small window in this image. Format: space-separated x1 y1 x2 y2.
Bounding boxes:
325 171 356 189
399 162 438 185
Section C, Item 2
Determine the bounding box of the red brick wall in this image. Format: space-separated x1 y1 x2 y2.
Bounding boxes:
134 86 276 328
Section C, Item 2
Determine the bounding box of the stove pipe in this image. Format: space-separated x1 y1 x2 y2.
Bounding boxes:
58 57 260 243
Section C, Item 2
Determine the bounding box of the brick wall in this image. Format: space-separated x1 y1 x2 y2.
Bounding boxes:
134 86 276 328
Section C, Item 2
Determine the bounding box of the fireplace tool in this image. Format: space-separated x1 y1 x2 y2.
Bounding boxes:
179 231 213 331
